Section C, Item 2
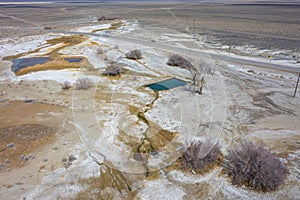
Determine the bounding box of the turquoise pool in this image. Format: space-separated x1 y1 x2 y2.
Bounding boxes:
147 78 187 91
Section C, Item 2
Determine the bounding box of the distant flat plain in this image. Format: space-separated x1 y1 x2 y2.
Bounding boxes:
0 1 299 50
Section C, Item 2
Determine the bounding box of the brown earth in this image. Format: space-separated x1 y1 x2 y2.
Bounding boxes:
0 101 64 172
0 124 54 172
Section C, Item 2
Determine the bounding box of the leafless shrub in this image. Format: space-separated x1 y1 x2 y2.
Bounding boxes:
103 63 122 76
189 68 205 95
190 59 215 75
225 141 288 192
188 59 217 94
98 16 119 21
75 78 93 90
201 60 215 75
181 140 222 173
61 81 72 90
103 51 121 63
125 49 142 60
189 72 206 95
96 47 106 55
167 54 194 70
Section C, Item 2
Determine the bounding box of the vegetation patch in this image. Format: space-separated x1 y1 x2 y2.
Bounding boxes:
224 141 289 192
75 78 93 90
181 140 222 174
125 49 142 60
103 63 122 76
61 81 72 90
167 54 194 70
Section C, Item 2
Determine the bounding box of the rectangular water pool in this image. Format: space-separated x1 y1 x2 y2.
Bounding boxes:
147 78 187 91
12 57 50 72
64 57 83 63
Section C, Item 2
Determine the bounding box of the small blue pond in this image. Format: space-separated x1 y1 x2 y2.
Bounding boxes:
12 57 50 72
147 78 187 91
64 58 82 63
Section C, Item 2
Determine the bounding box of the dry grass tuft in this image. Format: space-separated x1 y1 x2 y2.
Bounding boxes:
75 78 93 90
61 81 72 90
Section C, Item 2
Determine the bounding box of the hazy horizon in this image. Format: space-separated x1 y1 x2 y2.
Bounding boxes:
0 0 299 2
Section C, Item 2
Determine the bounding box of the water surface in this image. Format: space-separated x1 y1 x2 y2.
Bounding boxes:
64 58 82 63
12 57 49 72
147 78 187 91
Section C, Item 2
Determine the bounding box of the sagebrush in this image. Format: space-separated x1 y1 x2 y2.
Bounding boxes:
103 64 122 76
75 78 93 89
225 141 288 192
181 140 222 173
167 54 194 70
61 81 72 90
125 49 142 60
96 47 106 55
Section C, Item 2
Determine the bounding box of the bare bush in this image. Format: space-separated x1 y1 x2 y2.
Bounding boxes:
98 16 119 21
167 54 194 70
103 51 121 63
166 54 207 94
197 59 215 75
181 140 222 173
103 63 122 76
225 141 288 192
189 71 206 95
96 47 106 55
125 49 142 60
75 78 93 90
188 59 216 94
61 81 72 90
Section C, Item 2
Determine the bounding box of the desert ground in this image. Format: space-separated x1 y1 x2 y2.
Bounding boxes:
0 1 299 200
